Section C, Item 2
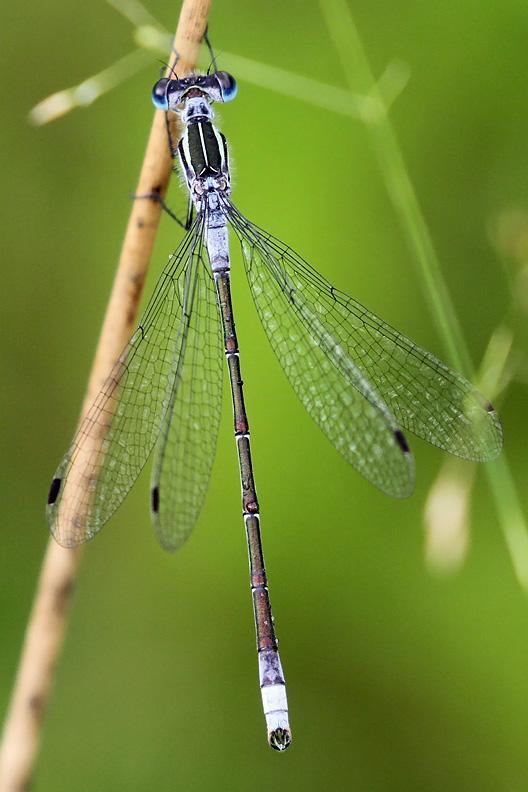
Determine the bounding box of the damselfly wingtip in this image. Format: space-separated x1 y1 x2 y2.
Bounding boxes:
478 400 504 462
449 390 504 463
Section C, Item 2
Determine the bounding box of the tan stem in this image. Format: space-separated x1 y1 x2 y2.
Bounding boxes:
0 2 211 789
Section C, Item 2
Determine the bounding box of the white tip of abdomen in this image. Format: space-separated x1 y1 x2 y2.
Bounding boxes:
259 650 292 751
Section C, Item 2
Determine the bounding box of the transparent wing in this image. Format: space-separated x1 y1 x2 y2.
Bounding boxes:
47 215 207 547
150 254 223 552
226 202 414 498
227 201 502 467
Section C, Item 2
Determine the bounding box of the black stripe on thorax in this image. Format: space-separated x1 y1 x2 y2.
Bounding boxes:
178 139 191 183
187 121 222 176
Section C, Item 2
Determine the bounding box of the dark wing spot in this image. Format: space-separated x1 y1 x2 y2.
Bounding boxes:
472 389 495 413
47 478 62 505
394 430 410 453
151 486 160 514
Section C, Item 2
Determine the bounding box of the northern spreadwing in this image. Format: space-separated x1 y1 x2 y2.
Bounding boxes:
47 39 503 751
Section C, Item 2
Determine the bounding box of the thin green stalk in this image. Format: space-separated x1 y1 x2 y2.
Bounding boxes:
486 459 528 589
322 0 528 588
29 49 152 125
321 0 469 373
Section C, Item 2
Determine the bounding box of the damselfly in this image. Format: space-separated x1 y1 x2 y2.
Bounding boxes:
47 42 502 752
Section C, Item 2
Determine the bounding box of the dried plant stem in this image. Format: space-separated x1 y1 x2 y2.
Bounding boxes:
0 2 211 789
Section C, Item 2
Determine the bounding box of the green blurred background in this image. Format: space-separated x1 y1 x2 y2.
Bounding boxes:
1 1 527 790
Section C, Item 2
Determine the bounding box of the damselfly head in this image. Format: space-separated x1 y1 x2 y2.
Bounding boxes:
152 71 237 111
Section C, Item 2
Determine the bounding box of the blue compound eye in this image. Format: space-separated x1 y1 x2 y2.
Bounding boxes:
152 78 169 110
215 71 237 102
